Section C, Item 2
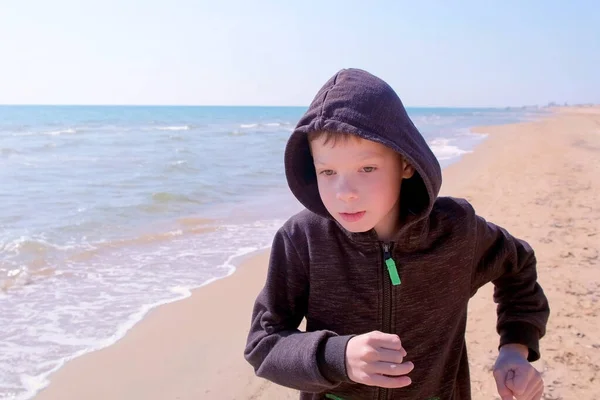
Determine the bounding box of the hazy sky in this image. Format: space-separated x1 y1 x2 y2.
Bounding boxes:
1 0 598 107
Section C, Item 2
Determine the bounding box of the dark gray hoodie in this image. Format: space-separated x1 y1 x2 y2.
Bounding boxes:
244 68 549 399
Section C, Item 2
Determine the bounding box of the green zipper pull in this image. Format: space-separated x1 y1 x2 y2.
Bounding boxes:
325 394 345 400
383 243 401 286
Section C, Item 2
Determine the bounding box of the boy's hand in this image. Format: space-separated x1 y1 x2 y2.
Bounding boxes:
345 330 414 389
493 344 544 400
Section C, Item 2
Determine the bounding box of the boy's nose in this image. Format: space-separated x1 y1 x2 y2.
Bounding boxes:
335 182 359 203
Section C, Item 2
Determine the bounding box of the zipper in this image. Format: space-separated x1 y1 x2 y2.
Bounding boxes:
381 243 396 337
378 242 399 400
383 243 401 285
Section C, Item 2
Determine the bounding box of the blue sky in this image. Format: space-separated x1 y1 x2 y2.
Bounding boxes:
1 0 598 107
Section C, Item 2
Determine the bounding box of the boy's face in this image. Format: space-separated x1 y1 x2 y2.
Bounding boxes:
310 135 415 240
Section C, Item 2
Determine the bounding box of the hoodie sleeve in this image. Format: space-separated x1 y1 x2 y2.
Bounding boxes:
244 227 354 392
470 214 550 362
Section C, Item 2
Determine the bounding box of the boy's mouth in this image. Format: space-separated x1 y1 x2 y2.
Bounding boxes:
339 211 366 222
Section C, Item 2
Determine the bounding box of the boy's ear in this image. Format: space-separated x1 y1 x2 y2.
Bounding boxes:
402 159 416 179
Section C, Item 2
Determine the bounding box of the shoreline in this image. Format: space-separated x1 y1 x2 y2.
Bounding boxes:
16 243 276 400
31 106 600 399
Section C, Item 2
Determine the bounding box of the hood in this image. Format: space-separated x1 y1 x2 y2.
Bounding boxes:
284 68 442 240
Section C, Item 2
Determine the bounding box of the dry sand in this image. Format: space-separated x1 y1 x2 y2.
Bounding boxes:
34 107 600 400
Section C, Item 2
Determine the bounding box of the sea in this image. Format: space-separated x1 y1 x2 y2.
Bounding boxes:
0 105 546 399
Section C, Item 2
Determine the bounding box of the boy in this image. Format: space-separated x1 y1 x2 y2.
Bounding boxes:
244 69 549 400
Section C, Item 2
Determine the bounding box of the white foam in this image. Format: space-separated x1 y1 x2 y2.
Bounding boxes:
428 138 471 161
9 128 76 137
18 373 48 400
3 245 271 399
218 245 263 276
2 236 77 254
157 126 190 131
8 286 194 400
453 128 489 139
7 269 21 278
0 219 283 400
169 286 191 297
44 129 76 136
170 160 187 166
239 122 285 129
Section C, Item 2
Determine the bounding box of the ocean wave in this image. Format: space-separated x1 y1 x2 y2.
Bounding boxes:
64 216 221 263
10 131 37 137
1 236 76 256
66 229 188 263
0 264 58 292
428 138 471 161
0 216 282 399
6 249 256 400
9 128 78 137
156 125 191 131
239 122 286 129
0 221 220 291
44 128 76 136
151 191 202 205
5 285 194 400
413 115 458 127
165 160 197 174
0 237 75 291
169 160 188 166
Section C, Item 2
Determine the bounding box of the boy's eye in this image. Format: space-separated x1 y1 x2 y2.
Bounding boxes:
319 169 335 176
362 166 376 173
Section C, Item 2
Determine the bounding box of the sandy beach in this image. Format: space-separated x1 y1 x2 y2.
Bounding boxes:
33 107 600 400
